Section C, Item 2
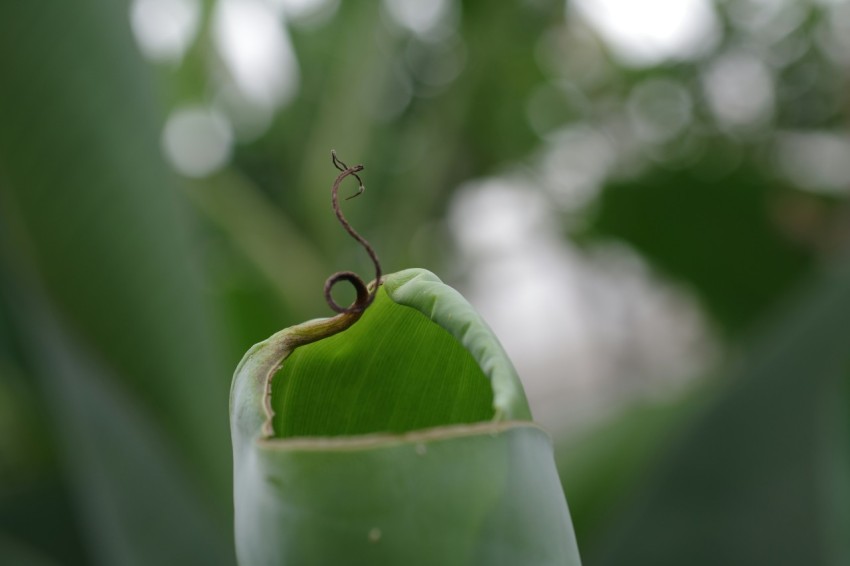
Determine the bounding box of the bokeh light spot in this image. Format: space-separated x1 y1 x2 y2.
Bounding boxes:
777 131 850 195
382 0 457 41
162 106 233 178
130 0 200 63
570 0 720 67
703 50 775 130
213 0 300 111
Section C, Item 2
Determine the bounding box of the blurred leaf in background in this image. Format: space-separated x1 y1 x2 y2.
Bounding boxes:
0 0 234 563
1 0 849 564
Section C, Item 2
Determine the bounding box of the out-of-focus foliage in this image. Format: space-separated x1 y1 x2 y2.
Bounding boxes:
0 1 234 564
591 254 850 565
585 163 812 333
1 0 848 564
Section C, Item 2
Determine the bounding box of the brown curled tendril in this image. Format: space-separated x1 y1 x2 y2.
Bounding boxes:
323 150 381 314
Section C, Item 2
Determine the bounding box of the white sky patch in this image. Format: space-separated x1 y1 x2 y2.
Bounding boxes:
382 0 458 41
213 0 300 111
162 106 233 178
448 178 714 431
703 50 775 130
776 131 850 195
450 179 548 256
130 0 200 63
570 0 721 67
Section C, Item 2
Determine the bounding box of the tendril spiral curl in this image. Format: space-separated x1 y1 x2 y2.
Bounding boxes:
323 151 381 314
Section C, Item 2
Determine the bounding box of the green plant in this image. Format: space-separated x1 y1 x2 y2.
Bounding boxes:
229 156 581 565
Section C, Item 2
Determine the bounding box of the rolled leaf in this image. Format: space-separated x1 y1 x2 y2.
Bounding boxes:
231 268 581 565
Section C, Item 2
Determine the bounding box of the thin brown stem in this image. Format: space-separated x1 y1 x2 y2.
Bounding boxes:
323 150 382 314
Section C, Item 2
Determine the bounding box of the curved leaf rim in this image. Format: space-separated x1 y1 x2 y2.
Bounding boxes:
231 268 533 451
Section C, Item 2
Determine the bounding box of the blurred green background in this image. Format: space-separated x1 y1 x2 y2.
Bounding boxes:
1 0 848 564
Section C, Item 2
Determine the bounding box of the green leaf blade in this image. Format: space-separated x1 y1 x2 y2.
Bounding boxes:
273 284 495 437
231 268 580 565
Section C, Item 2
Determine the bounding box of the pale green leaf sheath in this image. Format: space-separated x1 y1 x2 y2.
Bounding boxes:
230 268 582 566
